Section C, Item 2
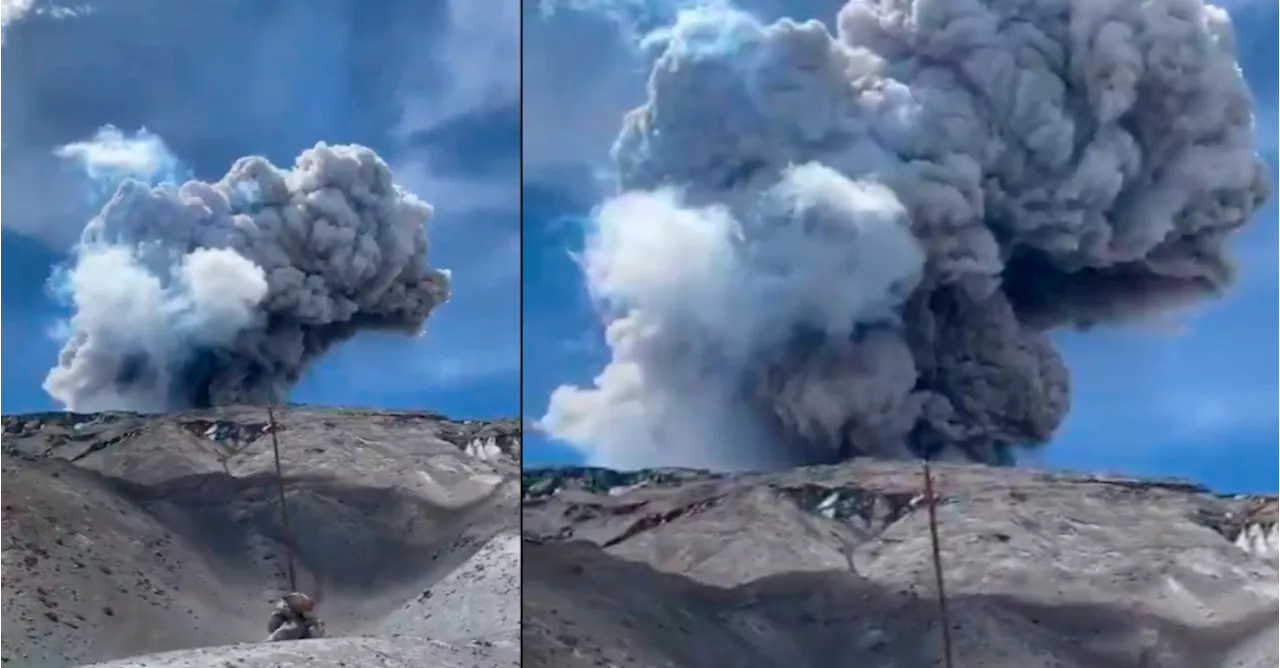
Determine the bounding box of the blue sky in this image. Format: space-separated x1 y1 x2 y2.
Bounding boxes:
521 0 1279 493
1 0 519 419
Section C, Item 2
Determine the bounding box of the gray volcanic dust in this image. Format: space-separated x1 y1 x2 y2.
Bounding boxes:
44 144 451 413
540 0 1271 470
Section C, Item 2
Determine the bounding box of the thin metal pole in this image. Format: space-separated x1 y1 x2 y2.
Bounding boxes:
267 404 298 593
923 458 955 668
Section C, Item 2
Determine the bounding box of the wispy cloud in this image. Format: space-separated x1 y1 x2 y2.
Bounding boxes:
416 345 522 385
53 125 183 183
1155 389 1277 436
393 0 519 214
401 0 519 135
0 0 33 31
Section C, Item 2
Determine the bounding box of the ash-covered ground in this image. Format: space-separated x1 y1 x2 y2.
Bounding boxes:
1 406 520 668
522 463 1278 668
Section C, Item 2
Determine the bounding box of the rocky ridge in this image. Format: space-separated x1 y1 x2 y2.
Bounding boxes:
522 462 1278 668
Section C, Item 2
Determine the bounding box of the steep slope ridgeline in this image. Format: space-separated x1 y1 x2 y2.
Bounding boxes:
522 462 1278 668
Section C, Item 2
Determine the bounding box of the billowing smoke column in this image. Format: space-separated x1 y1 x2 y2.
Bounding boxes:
541 0 1269 470
45 142 451 412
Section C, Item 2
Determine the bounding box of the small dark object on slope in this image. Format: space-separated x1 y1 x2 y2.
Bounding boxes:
264 592 325 642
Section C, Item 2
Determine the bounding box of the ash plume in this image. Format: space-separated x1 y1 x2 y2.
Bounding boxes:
541 0 1270 470
45 142 451 412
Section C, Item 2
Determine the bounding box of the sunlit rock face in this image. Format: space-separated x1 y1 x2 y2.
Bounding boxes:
1236 523 1279 562
1233 499 1280 555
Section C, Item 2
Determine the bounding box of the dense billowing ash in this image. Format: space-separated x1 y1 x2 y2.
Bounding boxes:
44 143 451 412
541 0 1269 470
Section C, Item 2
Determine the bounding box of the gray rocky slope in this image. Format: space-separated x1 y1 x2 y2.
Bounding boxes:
1 406 520 668
522 462 1278 668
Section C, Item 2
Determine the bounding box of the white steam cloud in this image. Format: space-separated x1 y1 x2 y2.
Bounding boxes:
0 0 32 30
541 0 1269 470
53 126 180 183
45 137 451 412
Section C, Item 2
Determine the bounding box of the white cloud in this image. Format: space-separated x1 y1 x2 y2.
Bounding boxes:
0 0 33 32
1 0 86 42
52 126 180 182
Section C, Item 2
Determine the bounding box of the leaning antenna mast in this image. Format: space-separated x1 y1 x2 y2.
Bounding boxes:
267 404 298 593
922 457 955 668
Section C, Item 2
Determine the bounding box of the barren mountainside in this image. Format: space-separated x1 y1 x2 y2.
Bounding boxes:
522 462 1278 668
1 406 521 668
